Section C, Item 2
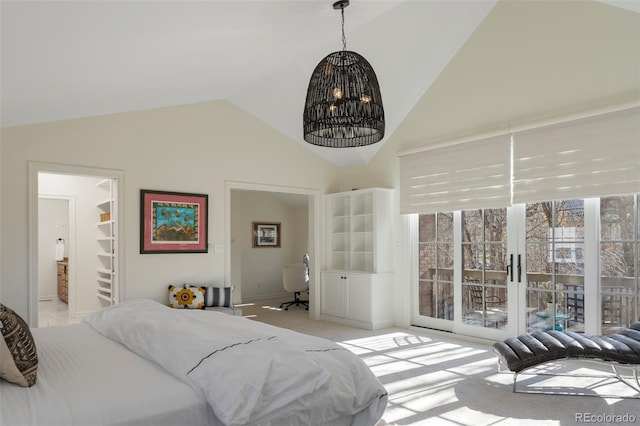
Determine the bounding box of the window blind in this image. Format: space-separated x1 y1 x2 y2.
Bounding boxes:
399 135 511 214
513 106 640 204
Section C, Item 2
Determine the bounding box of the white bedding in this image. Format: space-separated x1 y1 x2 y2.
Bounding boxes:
83 299 388 426
0 322 215 426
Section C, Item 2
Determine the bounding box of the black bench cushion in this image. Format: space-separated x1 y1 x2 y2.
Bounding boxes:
493 322 640 372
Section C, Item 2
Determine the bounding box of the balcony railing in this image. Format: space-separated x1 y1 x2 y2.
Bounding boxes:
418 268 637 332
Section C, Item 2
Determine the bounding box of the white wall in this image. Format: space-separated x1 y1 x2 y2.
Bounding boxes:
290 204 310 265
1 100 338 321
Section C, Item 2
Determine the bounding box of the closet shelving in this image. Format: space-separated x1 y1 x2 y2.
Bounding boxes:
96 179 116 305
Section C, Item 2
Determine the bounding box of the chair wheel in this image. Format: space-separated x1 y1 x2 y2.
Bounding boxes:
284 307 289 311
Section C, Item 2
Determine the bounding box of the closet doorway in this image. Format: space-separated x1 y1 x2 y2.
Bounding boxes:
38 195 73 326
28 162 124 327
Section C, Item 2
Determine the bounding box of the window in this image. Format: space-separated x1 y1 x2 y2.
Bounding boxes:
600 195 639 334
404 106 640 336
418 213 454 320
414 194 639 337
461 208 508 330
525 200 585 333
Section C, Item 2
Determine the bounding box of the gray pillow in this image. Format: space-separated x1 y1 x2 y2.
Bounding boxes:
204 286 234 308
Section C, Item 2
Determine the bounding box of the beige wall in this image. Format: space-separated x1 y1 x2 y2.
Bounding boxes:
1 100 338 319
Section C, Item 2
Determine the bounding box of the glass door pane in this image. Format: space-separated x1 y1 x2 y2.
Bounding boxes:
461 208 508 330
600 195 638 334
418 213 454 321
525 200 585 333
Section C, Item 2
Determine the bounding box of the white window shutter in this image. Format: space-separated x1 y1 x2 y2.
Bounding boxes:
399 135 511 214
513 106 640 204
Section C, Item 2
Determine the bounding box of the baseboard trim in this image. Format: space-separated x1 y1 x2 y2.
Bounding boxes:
240 292 291 303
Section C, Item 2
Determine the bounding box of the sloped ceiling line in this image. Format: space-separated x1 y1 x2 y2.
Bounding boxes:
1 0 638 167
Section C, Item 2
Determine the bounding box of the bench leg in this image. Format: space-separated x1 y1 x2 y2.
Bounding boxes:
611 364 640 393
506 361 640 398
495 357 520 393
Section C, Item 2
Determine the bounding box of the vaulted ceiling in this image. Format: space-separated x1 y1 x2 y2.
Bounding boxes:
2 0 638 166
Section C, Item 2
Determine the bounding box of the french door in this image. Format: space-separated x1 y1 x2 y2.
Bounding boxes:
414 208 519 340
413 197 638 340
516 196 636 336
521 200 588 335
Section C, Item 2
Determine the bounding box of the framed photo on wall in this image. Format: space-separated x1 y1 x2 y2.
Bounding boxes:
252 222 281 248
140 189 208 254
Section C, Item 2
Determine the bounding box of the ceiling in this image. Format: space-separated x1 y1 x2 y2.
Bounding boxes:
1 0 639 167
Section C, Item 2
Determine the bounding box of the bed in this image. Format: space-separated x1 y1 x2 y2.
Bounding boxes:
0 299 388 426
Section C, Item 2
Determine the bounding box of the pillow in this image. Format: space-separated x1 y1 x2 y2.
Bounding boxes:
204 286 234 308
0 303 38 387
168 284 205 309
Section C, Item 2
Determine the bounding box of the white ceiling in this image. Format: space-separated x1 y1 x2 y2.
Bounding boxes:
1 0 638 166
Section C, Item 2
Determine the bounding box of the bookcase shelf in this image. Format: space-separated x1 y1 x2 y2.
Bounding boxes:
321 188 394 330
96 179 116 305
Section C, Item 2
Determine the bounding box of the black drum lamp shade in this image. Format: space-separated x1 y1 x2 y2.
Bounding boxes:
303 0 385 148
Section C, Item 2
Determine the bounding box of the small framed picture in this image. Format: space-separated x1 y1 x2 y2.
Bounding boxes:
252 222 281 248
140 190 208 254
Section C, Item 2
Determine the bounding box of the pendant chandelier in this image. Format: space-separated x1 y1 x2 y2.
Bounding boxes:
303 0 385 148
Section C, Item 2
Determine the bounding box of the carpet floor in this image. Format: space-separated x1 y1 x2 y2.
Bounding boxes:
240 298 639 426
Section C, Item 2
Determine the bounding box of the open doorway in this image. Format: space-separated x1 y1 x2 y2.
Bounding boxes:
28 162 124 327
37 195 73 327
225 182 320 320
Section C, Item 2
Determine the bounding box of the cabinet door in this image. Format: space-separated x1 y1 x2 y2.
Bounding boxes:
57 264 63 296
347 274 371 322
321 273 347 317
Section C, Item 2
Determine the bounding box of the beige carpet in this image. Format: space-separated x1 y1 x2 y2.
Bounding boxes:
240 298 639 426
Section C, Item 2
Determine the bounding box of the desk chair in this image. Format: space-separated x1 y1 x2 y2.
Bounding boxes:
280 263 309 310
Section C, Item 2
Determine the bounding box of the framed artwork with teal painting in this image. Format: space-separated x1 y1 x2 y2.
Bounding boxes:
140 190 208 253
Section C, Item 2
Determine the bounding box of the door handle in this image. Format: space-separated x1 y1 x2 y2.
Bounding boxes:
517 254 522 283
506 254 514 281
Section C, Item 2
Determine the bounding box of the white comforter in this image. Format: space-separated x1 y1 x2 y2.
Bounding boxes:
83 299 387 426
0 323 215 426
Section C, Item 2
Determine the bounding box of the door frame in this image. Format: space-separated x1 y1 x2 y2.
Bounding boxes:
411 207 521 341
411 200 607 339
225 181 320 320
27 161 125 326
518 198 600 335
453 208 519 340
